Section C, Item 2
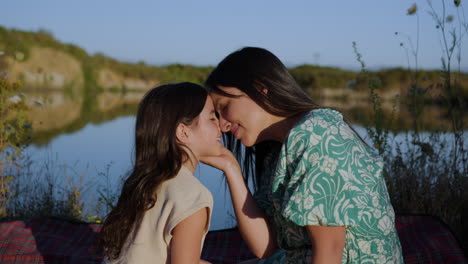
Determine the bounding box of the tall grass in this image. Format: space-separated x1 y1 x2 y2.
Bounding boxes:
6 154 85 220
0 51 118 223
0 54 30 218
352 0 467 255
4 152 122 223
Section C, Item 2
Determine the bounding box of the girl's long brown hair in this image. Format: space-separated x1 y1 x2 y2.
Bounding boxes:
99 82 207 260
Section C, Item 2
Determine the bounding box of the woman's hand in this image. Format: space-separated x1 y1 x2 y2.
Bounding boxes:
200 147 241 175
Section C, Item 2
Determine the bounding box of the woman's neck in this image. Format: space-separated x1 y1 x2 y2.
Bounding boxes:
258 112 307 143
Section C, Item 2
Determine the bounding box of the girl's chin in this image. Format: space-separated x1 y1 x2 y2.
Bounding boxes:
202 147 224 158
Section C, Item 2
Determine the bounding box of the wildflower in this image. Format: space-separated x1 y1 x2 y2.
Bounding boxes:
407 3 417 15
454 0 461 7
446 15 454 23
8 95 22 103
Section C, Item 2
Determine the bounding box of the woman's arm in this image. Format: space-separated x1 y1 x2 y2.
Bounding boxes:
201 148 278 258
306 225 345 264
170 207 211 264
223 163 278 258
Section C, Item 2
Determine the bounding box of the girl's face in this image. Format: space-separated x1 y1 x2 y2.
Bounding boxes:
186 96 223 159
210 86 273 147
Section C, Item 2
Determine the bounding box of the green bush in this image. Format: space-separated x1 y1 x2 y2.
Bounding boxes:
0 71 30 217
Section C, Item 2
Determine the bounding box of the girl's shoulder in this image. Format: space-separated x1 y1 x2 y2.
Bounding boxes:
163 166 213 203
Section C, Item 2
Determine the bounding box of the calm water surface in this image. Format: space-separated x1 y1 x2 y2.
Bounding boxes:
19 90 465 230
24 116 237 230
23 116 377 230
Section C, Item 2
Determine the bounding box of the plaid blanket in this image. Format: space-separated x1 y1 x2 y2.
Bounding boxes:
0 215 466 263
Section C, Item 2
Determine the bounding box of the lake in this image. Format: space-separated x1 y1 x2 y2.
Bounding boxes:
12 90 467 230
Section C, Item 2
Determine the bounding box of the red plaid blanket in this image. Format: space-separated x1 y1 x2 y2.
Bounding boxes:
0 215 466 263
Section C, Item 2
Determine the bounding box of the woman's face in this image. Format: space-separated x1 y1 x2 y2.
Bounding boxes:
210 86 272 147
186 96 223 159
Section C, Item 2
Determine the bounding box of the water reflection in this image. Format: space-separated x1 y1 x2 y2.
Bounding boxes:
24 89 142 146
23 88 465 147
18 88 465 230
24 115 236 230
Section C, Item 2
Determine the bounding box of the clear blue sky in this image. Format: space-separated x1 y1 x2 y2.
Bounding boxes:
2 0 468 71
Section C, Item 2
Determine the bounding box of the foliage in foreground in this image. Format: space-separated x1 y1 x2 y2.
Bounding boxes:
353 0 467 254
0 61 30 218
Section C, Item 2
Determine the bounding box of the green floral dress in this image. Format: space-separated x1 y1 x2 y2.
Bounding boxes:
254 109 403 264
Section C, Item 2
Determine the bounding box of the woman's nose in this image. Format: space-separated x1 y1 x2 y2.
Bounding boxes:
219 116 231 133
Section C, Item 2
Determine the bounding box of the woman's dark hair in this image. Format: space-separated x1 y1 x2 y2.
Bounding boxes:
205 47 360 191
206 47 320 117
99 82 207 260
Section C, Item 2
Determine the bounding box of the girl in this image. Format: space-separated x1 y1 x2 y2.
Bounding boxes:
100 82 221 264
202 47 403 263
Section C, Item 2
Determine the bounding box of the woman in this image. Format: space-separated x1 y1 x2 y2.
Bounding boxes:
202 47 403 263
100 82 221 264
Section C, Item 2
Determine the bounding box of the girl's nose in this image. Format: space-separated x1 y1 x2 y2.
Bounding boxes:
215 118 222 135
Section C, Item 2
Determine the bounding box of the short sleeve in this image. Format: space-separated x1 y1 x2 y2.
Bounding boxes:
164 179 213 243
278 110 367 227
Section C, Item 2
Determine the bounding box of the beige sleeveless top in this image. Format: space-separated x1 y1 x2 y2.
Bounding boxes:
108 166 213 264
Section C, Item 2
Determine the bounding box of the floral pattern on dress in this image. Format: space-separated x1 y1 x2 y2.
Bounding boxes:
254 109 403 264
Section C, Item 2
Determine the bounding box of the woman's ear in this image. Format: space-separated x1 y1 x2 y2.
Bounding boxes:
254 80 268 95
176 123 190 144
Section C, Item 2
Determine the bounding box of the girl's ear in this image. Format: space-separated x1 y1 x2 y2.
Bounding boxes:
176 123 190 144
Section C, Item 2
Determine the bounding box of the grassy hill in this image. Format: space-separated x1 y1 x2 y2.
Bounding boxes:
2 25 467 95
